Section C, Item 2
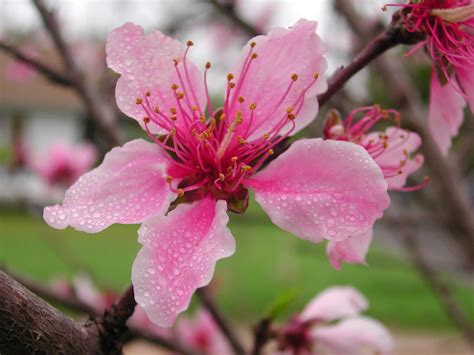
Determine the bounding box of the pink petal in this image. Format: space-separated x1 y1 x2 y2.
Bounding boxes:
106 22 206 134
312 316 394 355
455 64 474 111
44 139 176 233
326 229 373 270
300 286 368 323
365 127 423 189
73 274 108 312
131 198 236 327
176 309 232 355
228 19 328 141
246 139 390 244
428 70 466 155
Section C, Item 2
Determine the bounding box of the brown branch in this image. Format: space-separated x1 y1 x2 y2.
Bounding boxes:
0 270 103 354
32 0 122 149
403 235 474 347
2 268 195 355
334 0 474 264
196 287 246 355
252 318 272 355
207 0 260 37
0 42 73 86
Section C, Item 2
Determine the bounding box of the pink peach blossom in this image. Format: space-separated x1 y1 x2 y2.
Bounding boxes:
323 106 424 269
386 0 474 154
176 309 231 355
44 20 390 326
30 141 97 187
279 286 394 355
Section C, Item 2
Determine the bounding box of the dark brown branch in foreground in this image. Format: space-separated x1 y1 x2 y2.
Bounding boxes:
0 42 73 86
32 0 122 148
196 287 246 355
2 269 195 355
403 236 474 347
0 270 103 354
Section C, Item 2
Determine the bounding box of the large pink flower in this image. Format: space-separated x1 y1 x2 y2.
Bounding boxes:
30 141 97 187
387 0 474 154
279 286 394 355
324 106 424 269
44 20 390 326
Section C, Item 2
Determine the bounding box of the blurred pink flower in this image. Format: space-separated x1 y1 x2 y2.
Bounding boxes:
5 46 38 83
30 141 97 187
324 106 425 269
176 309 231 354
279 286 394 355
44 20 390 326
387 0 474 154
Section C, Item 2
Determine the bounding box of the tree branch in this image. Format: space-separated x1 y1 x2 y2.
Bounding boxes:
2 268 196 355
0 42 73 86
31 0 122 148
403 235 474 347
196 287 246 355
251 317 272 355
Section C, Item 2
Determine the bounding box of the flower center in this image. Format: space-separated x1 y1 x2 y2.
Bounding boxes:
134 41 320 207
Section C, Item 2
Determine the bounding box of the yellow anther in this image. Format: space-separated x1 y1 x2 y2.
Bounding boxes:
238 136 247 145
170 107 177 114
235 111 243 124
171 83 179 90
263 133 270 140
186 40 194 47
177 188 185 197
291 74 298 81
287 106 294 113
241 165 252 172
154 106 160 113
238 96 245 103
313 72 319 80
251 53 258 59
135 98 143 105
229 82 236 89
173 58 179 66
250 41 256 48
219 173 225 182
143 117 150 124
249 103 257 110
231 156 238 162
287 113 296 120
199 115 206 123
227 73 234 81
219 113 226 121
171 128 177 136
176 92 185 99
192 105 199 111
382 141 388 149
403 149 408 156
268 149 274 155
145 90 151 97
170 115 177 121
166 175 173 183
205 62 211 69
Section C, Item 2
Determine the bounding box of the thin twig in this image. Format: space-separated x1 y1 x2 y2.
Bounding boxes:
207 0 260 37
196 287 246 355
252 317 272 355
32 0 122 148
403 235 474 347
0 42 73 86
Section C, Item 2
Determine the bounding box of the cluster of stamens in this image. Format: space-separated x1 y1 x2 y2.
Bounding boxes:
324 105 427 191
135 40 320 201
385 1 474 78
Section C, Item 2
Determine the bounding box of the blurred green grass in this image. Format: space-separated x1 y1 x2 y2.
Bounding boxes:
1 202 473 331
